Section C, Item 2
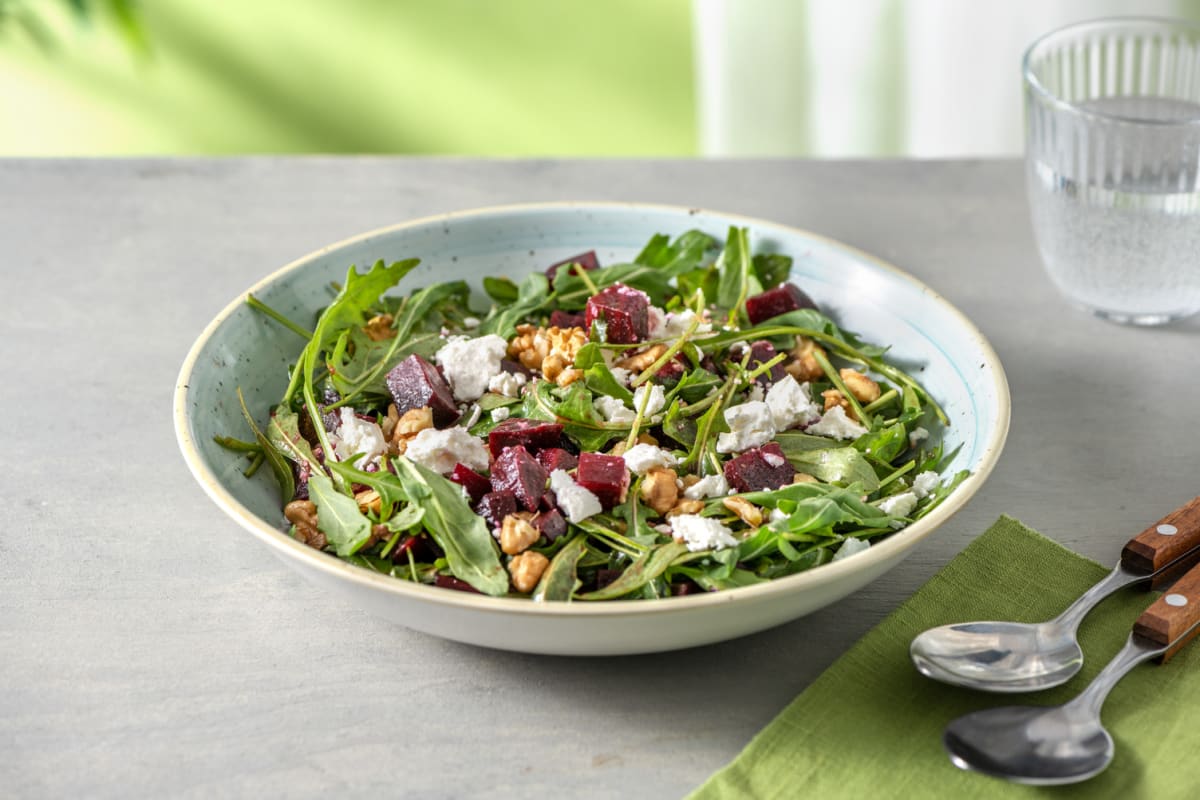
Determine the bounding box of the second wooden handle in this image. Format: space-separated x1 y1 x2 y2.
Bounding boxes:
1120 496 1200 577
1132 559 1200 662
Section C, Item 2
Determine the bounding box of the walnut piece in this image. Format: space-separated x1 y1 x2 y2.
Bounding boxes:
390 406 434 455
508 325 587 377
667 498 706 517
615 344 667 373
284 500 326 550
363 313 396 341
640 467 679 516
508 551 551 594
355 489 382 515
723 496 763 527
839 369 881 404
500 513 540 555
792 472 818 484
785 337 826 383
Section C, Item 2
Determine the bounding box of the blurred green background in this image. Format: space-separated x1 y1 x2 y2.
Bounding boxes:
0 0 695 155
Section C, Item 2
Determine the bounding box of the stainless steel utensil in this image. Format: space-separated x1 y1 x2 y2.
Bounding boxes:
942 561 1200 784
911 497 1200 692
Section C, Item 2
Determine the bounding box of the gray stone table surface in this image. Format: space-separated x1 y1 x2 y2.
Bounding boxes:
3 158 1198 799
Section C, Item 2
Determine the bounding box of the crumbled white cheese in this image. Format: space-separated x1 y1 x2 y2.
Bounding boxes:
765 374 819 431
671 514 739 552
435 334 508 402
548 469 603 523
747 384 765 403
653 523 674 535
911 470 939 499
647 306 669 339
462 316 481 329
330 408 388 469
762 451 786 468
487 370 527 398
460 403 482 429
876 491 918 518
609 367 633 386
662 308 713 338
632 383 666 418
832 537 871 562
403 427 490 474
491 406 511 423
806 406 869 441
683 472 729 500
594 394 636 425
768 507 789 523
909 426 930 447
715 401 776 453
622 443 677 474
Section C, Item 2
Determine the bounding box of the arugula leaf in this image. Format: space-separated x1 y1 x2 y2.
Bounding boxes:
854 422 909 465
552 262 675 309
235 389 294 500
522 380 620 452
575 343 634 404
266 406 322 475
635 229 716 274
752 253 793 290
577 541 689 600
307 473 374 557
478 272 550 338
482 276 519 304
774 442 881 491
391 457 509 596
532 535 587 601
715 226 761 324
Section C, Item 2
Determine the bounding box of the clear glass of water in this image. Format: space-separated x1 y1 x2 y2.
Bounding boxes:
1024 17 1200 326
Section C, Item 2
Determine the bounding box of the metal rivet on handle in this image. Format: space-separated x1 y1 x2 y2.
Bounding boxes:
1157 524 1179 536
1166 594 1188 607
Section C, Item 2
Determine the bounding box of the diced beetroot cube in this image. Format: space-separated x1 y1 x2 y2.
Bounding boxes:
724 443 796 492
435 574 483 594
744 340 787 385
537 447 579 473
385 354 459 426
449 463 492 504
549 309 587 329
575 452 630 509
651 355 689 385
475 490 517 529
391 533 441 563
490 446 549 511
540 490 557 511
533 508 567 542
585 283 650 344
545 250 600 282
745 282 818 325
488 418 564 457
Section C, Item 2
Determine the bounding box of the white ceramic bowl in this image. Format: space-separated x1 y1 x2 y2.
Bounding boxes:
175 202 1010 655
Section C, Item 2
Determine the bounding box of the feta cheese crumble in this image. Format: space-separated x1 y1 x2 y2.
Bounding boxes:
548 469 603 523
491 406 511 423
876 491 918 519
403 427 489 474
609 367 633 386
662 308 713 338
435 334 508 402
621 443 677 474
909 426 930 447
632 383 666 418
832 537 871 561
911 470 939 499
683 472 729 500
594 394 636 425
670 514 739 552
715 401 776 453
764 375 819 431
330 408 388 469
487 370 527 398
647 306 668 339
806 405 868 440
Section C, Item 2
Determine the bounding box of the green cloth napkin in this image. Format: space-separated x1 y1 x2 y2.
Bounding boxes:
691 516 1200 799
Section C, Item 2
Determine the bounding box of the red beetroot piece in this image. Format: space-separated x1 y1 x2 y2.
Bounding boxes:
533 508 567 542
435 574 482 594
449 463 492 504
575 452 630 509
537 447 579 473
585 283 650 344
488 418 564 457
475 491 517 529
745 282 818 325
724 443 796 492
385 354 459 426
651 355 689 384
490 446 549 512
391 534 441 563
545 250 600 282
549 309 587 329
738 340 787 385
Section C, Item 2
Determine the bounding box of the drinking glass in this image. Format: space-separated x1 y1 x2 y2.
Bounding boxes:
1023 17 1200 325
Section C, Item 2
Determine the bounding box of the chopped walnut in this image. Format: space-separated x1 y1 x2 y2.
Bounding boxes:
667 498 706 517
363 313 396 341
615 344 667 373
785 337 826 382
640 467 679 516
355 489 382 515
284 500 326 550
508 551 551 594
508 324 587 376
792 472 818 484
389 406 434 455
839 369 881 404
380 403 401 441
723 496 763 527
500 512 540 555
